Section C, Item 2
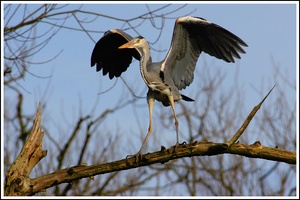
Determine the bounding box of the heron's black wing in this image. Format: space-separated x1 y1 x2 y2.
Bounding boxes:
162 16 248 90
91 29 140 79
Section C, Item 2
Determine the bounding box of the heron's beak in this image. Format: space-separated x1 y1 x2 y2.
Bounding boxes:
118 41 135 49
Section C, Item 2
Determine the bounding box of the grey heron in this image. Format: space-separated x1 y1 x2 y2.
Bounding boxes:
90 16 248 161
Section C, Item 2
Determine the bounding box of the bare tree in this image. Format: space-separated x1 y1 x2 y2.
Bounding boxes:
3 3 296 196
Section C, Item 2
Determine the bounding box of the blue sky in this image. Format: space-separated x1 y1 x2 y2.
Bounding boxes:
3 1 298 148
3 2 298 149
2 0 298 185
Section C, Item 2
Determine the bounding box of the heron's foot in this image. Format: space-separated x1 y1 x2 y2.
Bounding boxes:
126 152 143 165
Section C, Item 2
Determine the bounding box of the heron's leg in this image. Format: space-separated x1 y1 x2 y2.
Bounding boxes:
127 94 155 162
138 95 154 154
168 94 179 149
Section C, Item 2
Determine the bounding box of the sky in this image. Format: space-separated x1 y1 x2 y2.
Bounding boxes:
1 1 299 196
4 2 297 142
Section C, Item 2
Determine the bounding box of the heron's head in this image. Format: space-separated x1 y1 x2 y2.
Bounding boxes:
118 36 147 49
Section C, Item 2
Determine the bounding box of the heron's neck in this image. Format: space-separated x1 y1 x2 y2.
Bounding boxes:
139 46 152 84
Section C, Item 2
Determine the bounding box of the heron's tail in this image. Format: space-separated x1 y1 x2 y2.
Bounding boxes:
181 94 194 102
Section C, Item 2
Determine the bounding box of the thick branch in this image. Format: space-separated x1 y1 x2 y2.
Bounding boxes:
28 141 295 195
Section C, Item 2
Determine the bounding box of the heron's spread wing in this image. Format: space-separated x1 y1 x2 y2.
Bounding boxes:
162 16 248 90
91 29 140 79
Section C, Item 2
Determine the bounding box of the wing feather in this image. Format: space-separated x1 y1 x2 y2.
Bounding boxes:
162 16 248 90
91 29 140 79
